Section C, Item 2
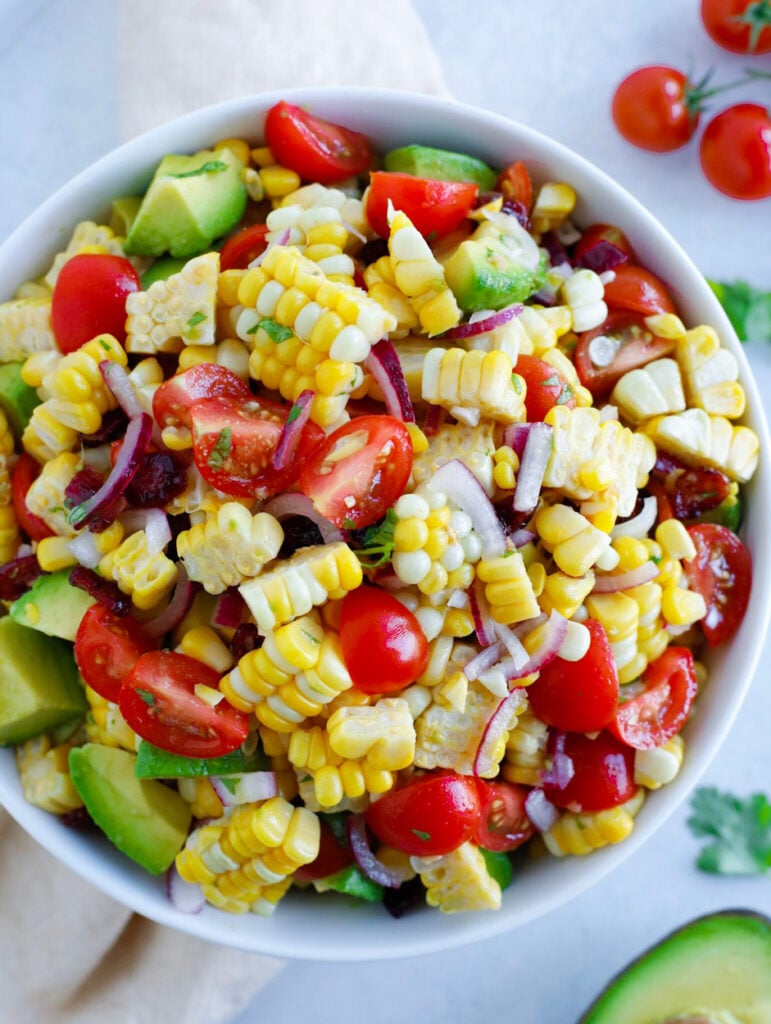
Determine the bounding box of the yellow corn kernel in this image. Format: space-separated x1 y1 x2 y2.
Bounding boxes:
213 136 251 166
179 626 234 673
259 165 302 197
443 609 475 638
539 570 595 618
585 592 639 643
36 536 78 573
661 585 707 627
405 422 429 455
612 536 651 571
655 519 697 562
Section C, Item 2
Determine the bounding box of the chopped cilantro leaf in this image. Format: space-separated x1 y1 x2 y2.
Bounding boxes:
219 777 238 795
187 311 207 329
343 517 356 530
170 159 228 179
354 508 397 568
247 318 294 343
687 786 771 875
708 279 771 343
286 403 303 425
136 688 156 707
99 338 112 351
411 828 432 842
207 426 232 470
511 373 524 394
556 383 574 405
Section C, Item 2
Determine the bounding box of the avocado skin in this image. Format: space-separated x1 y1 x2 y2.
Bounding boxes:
69 745 192 875
0 617 85 746
444 238 541 311
10 569 95 642
578 910 771 1024
384 144 497 190
0 362 41 439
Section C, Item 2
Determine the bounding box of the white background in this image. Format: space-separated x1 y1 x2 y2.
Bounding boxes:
3 1 770 1021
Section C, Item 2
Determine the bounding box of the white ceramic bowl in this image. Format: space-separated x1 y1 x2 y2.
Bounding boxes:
1 88 769 961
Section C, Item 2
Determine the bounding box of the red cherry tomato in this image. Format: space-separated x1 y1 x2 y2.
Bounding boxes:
219 224 270 271
701 0 771 53
299 415 413 530
699 103 771 201
11 453 54 541
364 773 481 856
191 394 324 501
515 354 576 421
543 731 637 813
574 223 636 262
602 264 677 316
575 311 677 399
119 651 250 757
366 171 478 240
264 101 372 185
339 586 428 694
612 66 700 152
496 160 533 212
473 780 535 852
683 524 752 645
51 253 140 354
527 619 620 733
152 364 251 431
293 820 354 883
74 604 156 703
610 648 698 750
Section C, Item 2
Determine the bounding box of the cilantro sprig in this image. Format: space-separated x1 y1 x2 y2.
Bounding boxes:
687 786 771 875
170 159 228 179
708 279 771 342
353 509 397 568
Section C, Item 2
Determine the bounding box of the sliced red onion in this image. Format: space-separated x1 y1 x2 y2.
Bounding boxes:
68 531 103 569
249 229 291 268
443 303 522 340
446 589 468 610
510 528 535 548
575 238 628 275
99 360 144 419
469 578 497 647
591 560 659 593
503 423 531 459
166 863 205 915
525 788 559 832
493 621 529 670
143 564 194 639
209 771 278 808
428 460 506 559
364 339 415 423
69 413 153 529
462 641 504 682
262 492 343 544
504 610 567 680
272 390 314 471
213 588 246 629
512 423 553 513
423 404 443 437
541 743 575 790
474 687 527 777
611 495 657 540
347 814 410 889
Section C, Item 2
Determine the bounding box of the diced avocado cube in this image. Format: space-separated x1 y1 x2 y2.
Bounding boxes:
140 256 189 290
384 144 497 190
124 147 247 259
110 195 143 236
134 739 268 779
480 847 514 890
10 570 95 642
69 744 192 875
0 617 86 746
444 238 541 311
320 864 383 902
0 362 41 439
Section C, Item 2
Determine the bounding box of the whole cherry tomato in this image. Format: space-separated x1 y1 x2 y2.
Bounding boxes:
51 253 140 353
612 66 702 152
699 103 771 200
339 586 428 694
701 0 771 53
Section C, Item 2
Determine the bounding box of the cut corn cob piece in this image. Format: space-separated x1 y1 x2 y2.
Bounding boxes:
677 324 746 419
560 268 607 333
16 734 84 814
0 298 56 363
288 723 397 807
503 705 549 786
534 504 612 578
411 841 502 913
327 697 415 771
640 408 759 482
634 734 685 789
99 530 178 610
421 347 526 426
476 551 541 623
610 358 686 425
543 790 645 857
24 451 82 537
125 252 219 353
363 257 420 338
411 420 497 496
530 182 577 234
44 220 130 288
278 182 370 241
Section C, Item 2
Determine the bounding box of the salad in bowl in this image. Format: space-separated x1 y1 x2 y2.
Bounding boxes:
0 89 767 959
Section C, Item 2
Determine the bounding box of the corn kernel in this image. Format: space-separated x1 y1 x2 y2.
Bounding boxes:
655 519 697 562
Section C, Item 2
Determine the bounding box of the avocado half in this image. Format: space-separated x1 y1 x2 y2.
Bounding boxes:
578 910 771 1024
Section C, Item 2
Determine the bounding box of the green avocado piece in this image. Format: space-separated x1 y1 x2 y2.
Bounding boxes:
479 848 513 891
69 744 192 875
0 617 86 746
139 256 189 289
319 864 383 902
110 195 143 236
134 739 268 779
10 569 95 641
383 144 497 190
691 495 743 532
444 238 541 311
0 362 41 439
579 911 771 1024
124 147 247 259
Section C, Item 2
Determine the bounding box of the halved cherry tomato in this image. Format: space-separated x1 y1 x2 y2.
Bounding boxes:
683 524 752 646
701 0 771 54
515 354 576 421
610 648 698 750
339 586 428 694
264 101 372 185
473 780 534 852
219 224 270 271
152 364 251 432
602 264 677 316
496 160 533 212
364 773 481 857
366 171 478 240
11 453 54 541
574 223 636 262
293 821 354 883
51 253 140 354
119 651 250 757
526 619 619 733
74 604 156 703
650 454 731 522
542 731 637 812
575 311 677 398
299 414 412 530
191 394 324 501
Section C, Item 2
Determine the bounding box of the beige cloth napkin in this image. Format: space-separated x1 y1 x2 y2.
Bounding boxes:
3 3 446 1022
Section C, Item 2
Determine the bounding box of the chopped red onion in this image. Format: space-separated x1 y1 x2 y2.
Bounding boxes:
423 404 443 437
510 528 535 548
213 588 246 629
524 788 559 832
120 508 172 555
540 230 571 269
143 565 194 639
69 413 153 529
262 493 343 544
541 740 575 790
462 641 504 682
271 389 314 471
249 229 291 268
469 578 497 647
493 621 529 670
347 814 410 889
473 687 527 777
591 560 659 593
443 303 523 340
99 360 144 419
364 339 415 423
428 460 506 559
209 771 278 808
166 863 205 915
503 422 531 459
575 238 628 275
68 531 103 569
504 610 567 680
611 495 657 540
512 423 553 513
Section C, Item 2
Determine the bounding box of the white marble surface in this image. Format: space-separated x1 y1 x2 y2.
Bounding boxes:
3 1 770 1021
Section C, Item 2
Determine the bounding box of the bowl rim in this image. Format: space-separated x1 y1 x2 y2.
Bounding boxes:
1 86 769 961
